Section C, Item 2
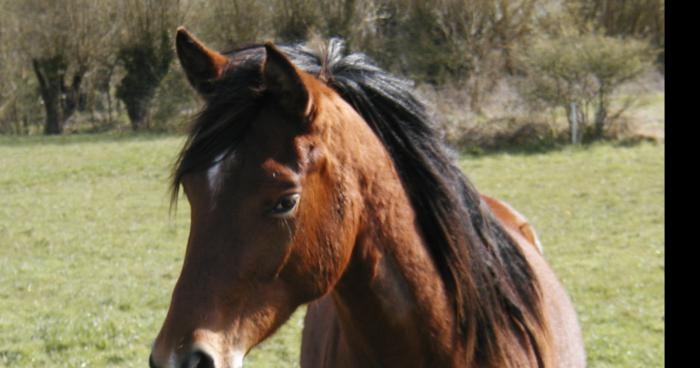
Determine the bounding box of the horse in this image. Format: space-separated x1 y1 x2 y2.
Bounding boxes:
149 27 585 368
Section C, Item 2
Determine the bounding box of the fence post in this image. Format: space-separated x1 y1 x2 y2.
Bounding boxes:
569 102 579 144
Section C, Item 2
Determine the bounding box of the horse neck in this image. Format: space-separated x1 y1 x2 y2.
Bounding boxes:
324 103 465 366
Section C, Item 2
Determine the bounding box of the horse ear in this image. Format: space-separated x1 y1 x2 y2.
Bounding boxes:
175 27 229 96
263 43 312 118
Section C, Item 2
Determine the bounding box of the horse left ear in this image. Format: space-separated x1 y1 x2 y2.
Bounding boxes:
263 43 312 119
176 27 229 96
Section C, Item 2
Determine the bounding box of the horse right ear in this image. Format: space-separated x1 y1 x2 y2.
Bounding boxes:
175 27 229 96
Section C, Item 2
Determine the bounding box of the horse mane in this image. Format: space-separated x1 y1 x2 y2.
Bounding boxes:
171 39 549 367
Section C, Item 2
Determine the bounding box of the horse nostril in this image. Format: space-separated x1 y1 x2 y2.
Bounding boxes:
149 353 158 368
182 350 215 368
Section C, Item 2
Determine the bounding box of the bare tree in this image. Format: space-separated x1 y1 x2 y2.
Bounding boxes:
358 0 538 110
185 0 272 50
566 0 664 66
271 0 322 42
13 0 110 134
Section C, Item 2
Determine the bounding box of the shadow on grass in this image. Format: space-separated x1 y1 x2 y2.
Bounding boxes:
456 141 569 157
456 136 661 158
0 132 183 147
612 136 662 148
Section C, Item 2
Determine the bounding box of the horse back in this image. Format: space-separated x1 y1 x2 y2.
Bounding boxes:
483 194 586 367
481 194 544 254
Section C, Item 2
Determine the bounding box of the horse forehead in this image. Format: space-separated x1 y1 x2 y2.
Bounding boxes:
260 159 301 180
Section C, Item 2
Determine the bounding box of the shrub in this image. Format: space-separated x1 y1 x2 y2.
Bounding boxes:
517 33 655 141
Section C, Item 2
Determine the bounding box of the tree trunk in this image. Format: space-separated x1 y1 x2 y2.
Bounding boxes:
33 58 63 135
61 73 83 130
116 33 173 131
594 89 608 139
106 84 113 124
32 56 84 135
566 102 581 145
44 94 63 135
125 96 151 131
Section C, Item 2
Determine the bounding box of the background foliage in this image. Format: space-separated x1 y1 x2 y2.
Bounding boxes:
0 0 663 146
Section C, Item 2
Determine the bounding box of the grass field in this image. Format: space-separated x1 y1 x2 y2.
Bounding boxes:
0 134 664 367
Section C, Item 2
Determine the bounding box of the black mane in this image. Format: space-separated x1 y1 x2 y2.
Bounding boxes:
172 39 547 367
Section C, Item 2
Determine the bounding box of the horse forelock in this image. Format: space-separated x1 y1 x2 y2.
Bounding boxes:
171 38 550 367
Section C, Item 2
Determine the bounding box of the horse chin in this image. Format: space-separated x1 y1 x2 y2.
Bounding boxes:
228 350 245 368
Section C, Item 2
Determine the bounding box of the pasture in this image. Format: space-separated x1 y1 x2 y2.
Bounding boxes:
0 135 663 367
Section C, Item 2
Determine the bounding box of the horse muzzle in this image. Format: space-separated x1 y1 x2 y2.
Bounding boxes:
149 343 245 368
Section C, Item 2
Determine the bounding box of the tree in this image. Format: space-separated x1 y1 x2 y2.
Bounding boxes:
583 35 656 137
518 33 654 140
566 0 664 67
185 0 272 51
353 0 538 111
0 1 34 134
116 0 182 130
13 0 109 134
272 0 323 42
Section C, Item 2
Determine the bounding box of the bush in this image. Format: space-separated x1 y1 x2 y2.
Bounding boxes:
517 33 655 141
416 82 567 151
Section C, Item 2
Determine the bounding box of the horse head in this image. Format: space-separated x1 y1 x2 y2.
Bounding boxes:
150 28 374 368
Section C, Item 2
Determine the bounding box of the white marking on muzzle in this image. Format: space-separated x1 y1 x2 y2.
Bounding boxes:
229 350 245 368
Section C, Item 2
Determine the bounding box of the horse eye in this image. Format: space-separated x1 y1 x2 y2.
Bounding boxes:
270 193 300 217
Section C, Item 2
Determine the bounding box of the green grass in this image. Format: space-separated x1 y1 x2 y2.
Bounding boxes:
0 134 663 367
459 142 664 367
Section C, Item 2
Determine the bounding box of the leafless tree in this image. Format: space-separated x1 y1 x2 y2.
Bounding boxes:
13 0 112 134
